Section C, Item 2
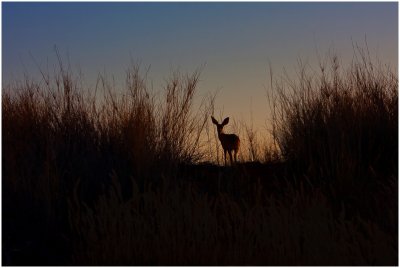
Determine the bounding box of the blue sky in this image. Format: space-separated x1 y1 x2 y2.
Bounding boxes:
3 2 398 132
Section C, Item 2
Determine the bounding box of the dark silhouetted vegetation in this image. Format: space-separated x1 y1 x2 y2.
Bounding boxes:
3 49 397 265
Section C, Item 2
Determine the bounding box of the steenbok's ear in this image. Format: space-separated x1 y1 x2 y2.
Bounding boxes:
222 117 230 126
211 116 218 125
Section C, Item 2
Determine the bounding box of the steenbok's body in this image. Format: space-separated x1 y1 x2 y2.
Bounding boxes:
211 116 240 165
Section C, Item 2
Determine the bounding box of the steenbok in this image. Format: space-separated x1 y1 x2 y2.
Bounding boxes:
211 116 240 165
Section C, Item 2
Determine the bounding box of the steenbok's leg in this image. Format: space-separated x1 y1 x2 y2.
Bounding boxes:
228 151 233 166
234 150 237 163
224 150 227 166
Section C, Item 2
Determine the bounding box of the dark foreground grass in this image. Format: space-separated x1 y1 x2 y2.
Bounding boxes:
2 52 398 265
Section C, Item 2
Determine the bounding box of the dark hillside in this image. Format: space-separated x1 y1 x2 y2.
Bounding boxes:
3 52 397 265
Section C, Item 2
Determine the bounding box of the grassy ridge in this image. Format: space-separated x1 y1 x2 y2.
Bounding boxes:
2 51 397 265
270 50 397 236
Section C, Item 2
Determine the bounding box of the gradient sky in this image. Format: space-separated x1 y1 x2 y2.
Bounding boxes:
3 2 398 134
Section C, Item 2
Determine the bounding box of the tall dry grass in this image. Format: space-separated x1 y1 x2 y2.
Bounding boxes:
3 48 397 265
270 52 397 182
2 58 212 264
268 47 397 237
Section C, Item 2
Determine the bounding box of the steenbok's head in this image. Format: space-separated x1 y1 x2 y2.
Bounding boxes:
211 116 229 134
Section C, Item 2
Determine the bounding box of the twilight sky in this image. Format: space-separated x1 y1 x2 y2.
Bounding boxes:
3 2 398 133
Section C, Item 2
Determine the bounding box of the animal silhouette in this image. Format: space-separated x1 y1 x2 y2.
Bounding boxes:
211 116 240 165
